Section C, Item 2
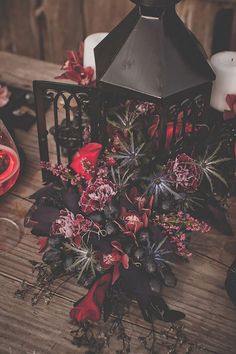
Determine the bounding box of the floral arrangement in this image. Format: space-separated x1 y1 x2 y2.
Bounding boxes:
21 41 235 352
23 93 235 352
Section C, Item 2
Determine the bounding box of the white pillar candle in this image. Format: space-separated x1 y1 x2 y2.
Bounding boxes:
83 33 108 80
210 51 236 112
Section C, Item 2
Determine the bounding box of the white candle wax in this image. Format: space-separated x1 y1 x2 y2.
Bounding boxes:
210 51 236 112
83 33 108 80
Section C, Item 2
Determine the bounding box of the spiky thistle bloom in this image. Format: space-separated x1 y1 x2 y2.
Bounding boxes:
197 143 231 192
147 236 172 263
112 132 145 169
110 166 134 191
66 242 98 280
107 103 142 134
141 169 180 206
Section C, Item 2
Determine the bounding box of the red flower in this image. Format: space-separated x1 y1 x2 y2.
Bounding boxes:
224 94 236 120
37 237 48 253
55 45 94 86
165 121 192 149
101 241 129 284
0 85 11 107
166 153 202 193
121 209 148 234
106 156 116 166
147 113 193 148
70 273 112 322
80 178 117 214
127 186 152 215
71 143 102 180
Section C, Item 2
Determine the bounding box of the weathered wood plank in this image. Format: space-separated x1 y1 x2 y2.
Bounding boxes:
83 0 134 35
0 0 85 63
0 0 41 59
1 0 236 63
1 275 189 354
0 51 67 90
40 0 85 63
177 0 220 57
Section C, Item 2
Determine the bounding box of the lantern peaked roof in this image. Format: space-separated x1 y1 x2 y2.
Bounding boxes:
94 0 215 102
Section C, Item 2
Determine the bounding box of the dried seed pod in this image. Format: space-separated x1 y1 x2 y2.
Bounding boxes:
133 247 145 262
42 248 63 264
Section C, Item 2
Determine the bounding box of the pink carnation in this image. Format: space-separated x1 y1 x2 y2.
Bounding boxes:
50 209 92 239
80 178 117 214
166 153 202 193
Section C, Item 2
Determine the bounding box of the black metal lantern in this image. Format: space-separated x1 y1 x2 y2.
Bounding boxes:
95 0 215 147
33 0 215 182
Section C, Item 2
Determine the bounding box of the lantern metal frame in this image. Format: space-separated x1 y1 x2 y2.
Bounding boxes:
33 80 106 182
33 80 211 182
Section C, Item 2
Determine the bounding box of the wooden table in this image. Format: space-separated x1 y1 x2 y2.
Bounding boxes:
0 51 236 354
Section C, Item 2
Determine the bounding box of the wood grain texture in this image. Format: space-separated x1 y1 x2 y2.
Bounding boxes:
0 51 67 90
0 52 236 354
177 0 236 56
1 0 236 62
0 0 41 58
83 0 134 35
40 0 85 63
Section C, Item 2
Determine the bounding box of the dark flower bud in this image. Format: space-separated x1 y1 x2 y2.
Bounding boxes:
134 247 145 262
89 212 105 224
50 260 64 275
48 235 64 248
160 266 177 288
137 229 150 244
104 201 120 220
105 222 119 236
144 259 157 274
43 248 63 264
149 278 162 294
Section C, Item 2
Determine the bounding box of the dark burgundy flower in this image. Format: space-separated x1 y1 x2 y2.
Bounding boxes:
80 178 117 214
55 45 94 86
101 241 129 284
71 143 102 181
166 153 202 193
224 94 236 120
127 186 152 215
106 156 116 167
121 209 148 235
70 273 112 322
